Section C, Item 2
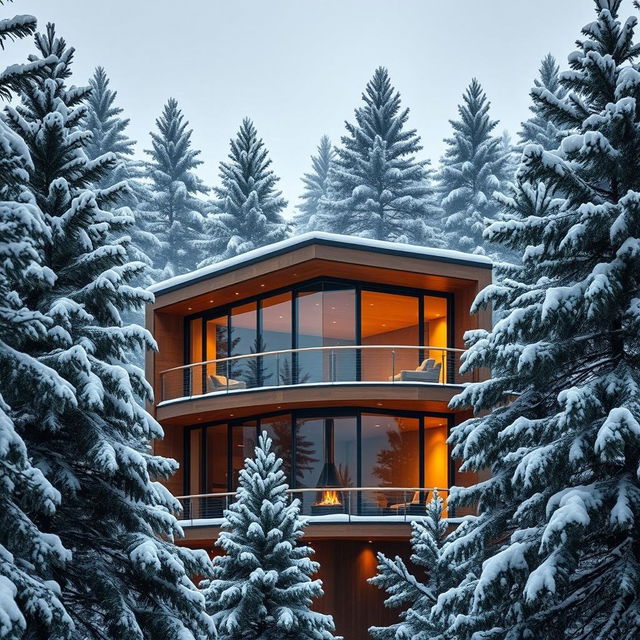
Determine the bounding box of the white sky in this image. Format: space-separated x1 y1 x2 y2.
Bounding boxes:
9 0 609 215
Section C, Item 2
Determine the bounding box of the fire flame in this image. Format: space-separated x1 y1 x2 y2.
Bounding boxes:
316 490 341 507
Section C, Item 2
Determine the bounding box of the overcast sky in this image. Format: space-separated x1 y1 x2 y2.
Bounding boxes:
10 0 608 215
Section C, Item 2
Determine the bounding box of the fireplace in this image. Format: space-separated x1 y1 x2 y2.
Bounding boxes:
311 418 344 515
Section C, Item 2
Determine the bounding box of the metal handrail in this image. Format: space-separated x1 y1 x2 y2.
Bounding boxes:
160 344 465 375
175 486 450 501
176 486 452 524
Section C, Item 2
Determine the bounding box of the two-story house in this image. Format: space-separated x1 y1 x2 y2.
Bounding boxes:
145 232 492 640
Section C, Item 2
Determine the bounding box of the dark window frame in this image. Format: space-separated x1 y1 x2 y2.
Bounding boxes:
183 407 453 496
183 277 454 374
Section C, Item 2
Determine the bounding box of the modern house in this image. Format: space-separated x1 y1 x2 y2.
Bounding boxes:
146 232 492 640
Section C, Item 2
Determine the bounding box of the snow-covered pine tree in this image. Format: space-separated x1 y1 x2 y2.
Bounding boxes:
368 491 477 640
84 66 158 276
437 78 509 255
439 2 640 638
294 135 335 234
141 97 208 277
2 24 214 638
518 53 568 151
318 66 441 245
0 2 50 101
0 8 74 636
200 117 288 265
203 431 340 640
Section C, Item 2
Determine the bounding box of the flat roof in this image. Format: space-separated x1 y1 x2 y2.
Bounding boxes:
148 231 493 296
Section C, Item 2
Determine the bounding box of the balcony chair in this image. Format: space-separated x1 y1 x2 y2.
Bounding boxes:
386 490 425 516
389 358 442 383
206 374 247 392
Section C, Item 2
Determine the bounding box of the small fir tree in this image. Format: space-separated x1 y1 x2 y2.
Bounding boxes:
437 78 509 255
201 118 288 265
141 97 208 276
441 2 640 638
203 432 340 640
369 491 477 640
318 67 442 245
518 53 568 151
294 135 335 233
2 24 214 638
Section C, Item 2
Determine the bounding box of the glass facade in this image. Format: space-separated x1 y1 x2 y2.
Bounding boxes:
186 279 451 386
186 410 450 501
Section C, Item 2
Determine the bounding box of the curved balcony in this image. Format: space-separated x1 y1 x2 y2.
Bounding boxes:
176 486 452 526
159 345 474 404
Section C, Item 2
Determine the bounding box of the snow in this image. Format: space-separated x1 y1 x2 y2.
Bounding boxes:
149 231 493 294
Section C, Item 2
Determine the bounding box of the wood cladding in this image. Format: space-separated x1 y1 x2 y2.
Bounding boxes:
203 538 411 640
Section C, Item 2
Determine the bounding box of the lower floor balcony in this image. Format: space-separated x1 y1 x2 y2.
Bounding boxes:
177 486 453 527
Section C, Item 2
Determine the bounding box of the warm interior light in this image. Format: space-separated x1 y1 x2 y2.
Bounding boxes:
315 490 341 507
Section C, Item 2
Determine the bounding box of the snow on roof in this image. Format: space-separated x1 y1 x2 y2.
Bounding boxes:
148 231 493 295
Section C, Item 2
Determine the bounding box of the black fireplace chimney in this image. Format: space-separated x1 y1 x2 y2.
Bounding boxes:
316 418 340 487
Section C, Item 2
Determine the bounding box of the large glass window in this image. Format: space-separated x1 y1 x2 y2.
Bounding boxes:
205 424 227 494
230 421 258 489
229 303 257 387
424 296 448 383
260 293 292 386
297 285 356 383
205 315 228 392
186 280 449 387
295 415 357 513
261 413 293 484
188 411 450 515
360 291 420 381
189 318 204 395
424 416 448 491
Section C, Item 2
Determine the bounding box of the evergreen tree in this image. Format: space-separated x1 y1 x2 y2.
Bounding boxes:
440 3 640 638
294 135 335 234
203 432 340 640
0 8 74 636
0 2 48 101
437 78 509 255
84 66 158 272
518 53 567 151
141 98 208 277
2 24 214 638
201 118 288 266
318 67 441 245
369 491 477 640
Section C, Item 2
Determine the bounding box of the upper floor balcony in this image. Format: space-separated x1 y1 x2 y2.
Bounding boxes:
147 232 492 424
159 344 475 403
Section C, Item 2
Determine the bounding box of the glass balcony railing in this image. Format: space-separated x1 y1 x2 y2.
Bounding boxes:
176 486 451 524
159 345 474 403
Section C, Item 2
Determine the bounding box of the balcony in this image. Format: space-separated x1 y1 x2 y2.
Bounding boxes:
176 486 452 526
159 345 474 404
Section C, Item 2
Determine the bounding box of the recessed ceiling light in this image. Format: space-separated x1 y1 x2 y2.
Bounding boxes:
187 307 192 310
209 299 214 303
260 284 265 287
279 315 284 319
331 321 337 324
377 402 383 406
234 292 239 296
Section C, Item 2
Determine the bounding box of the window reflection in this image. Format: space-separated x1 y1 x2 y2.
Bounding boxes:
230 422 257 490
261 293 292 386
261 414 294 484
297 285 356 383
186 282 449 387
